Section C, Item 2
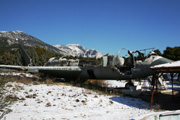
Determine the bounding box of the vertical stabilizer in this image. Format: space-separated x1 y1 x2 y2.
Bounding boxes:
19 45 32 66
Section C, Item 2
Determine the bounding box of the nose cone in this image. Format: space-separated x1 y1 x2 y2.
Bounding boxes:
151 57 172 66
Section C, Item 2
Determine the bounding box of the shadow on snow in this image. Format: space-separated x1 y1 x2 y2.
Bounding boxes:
110 96 149 109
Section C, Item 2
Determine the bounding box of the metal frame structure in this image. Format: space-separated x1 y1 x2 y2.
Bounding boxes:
150 61 180 109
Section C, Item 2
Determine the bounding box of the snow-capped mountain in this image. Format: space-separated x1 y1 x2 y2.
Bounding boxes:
0 31 64 54
54 44 104 58
0 31 104 58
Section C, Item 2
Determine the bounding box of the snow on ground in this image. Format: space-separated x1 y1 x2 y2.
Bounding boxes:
1 82 154 120
104 80 180 91
104 80 150 89
151 60 180 68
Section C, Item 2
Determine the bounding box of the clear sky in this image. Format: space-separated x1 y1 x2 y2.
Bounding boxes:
0 0 179 55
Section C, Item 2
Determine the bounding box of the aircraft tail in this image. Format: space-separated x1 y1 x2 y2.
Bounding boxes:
19 45 32 66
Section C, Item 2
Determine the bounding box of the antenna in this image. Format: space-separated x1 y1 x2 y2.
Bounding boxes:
137 48 155 52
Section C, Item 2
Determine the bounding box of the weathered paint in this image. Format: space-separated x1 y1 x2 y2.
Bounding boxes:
27 66 82 79
0 50 172 81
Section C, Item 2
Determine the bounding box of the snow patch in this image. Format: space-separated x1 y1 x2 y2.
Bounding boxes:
54 44 104 58
1 82 153 120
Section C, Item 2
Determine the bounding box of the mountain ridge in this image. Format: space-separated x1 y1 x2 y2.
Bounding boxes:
53 44 104 58
0 31 104 58
0 31 63 54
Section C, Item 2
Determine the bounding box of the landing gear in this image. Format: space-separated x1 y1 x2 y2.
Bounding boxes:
125 80 134 89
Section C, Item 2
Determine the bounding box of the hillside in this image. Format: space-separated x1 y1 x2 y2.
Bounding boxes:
0 31 104 58
0 31 63 55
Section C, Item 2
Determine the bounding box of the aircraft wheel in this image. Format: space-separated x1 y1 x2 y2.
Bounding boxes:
125 82 134 89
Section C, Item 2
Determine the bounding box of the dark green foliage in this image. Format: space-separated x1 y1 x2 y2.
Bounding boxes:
0 45 53 66
27 49 39 66
154 49 163 56
27 46 52 66
163 47 180 61
0 37 9 48
35 46 52 66
154 47 180 61
0 50 24 65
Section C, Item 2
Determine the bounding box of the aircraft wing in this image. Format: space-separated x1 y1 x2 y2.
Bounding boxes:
0 65 27 71
0 65 82 79
27 66 81 73
27 66 82 78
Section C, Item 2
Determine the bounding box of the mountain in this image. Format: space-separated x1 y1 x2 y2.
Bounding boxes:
0 31 104 58
54 44 104 58
0 31 65 55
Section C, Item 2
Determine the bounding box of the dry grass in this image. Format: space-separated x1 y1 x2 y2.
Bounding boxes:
9 77 35 84
0 75 38 84
0 76 19 119
87 80 107 87
42 78 55 85
0 75 58 86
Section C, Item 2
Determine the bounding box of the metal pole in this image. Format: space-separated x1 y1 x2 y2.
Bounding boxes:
149 74 156 109
171 73 174 100
155 74 158 104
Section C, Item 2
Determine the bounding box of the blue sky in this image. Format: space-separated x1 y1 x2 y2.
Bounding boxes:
0 0 180 55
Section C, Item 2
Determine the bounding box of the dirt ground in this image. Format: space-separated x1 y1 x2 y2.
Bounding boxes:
137 90 180 110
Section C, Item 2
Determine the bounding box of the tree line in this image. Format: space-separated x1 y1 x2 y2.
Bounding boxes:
0 45 101 66
154 46 180 61
0 46 179 66
0 46 53 66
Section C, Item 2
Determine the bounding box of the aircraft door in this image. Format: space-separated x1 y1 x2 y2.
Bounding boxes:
87 69 96 79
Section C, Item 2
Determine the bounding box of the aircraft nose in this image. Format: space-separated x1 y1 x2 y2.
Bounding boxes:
151 57 172 66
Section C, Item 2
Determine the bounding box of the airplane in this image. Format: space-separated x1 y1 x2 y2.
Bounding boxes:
0 46 172 88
